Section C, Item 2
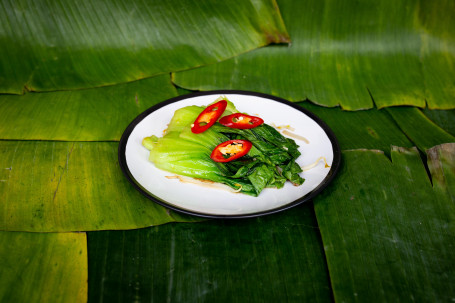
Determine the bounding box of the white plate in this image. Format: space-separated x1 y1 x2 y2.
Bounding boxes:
119 90 341 218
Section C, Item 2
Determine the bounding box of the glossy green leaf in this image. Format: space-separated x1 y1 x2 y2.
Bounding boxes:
314 146 455 301
422 108 455 137
0 231 87 303
386 106 455 151
0 140 199 232
87 206 332 302
173 0 455 110
0 0 289 94
0 75 177 141
298 102 413 155
419 0 455 109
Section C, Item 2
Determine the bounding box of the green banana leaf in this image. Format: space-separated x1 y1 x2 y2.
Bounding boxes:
0 140 199 232
314 145 455 301
298 102 413 156
419 0 455 109
2 99 451 232
86 143 455 302
422 108 455 137
3 76 452 146
386 106 455 151
87 205 332 302
0 75 177 141
173 0 455 110
0 0 289 94
0 231 87 303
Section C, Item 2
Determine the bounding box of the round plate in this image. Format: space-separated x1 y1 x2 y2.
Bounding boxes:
118 90 341 218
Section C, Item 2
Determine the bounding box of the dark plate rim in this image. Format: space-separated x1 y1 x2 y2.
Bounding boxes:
118 90 341 219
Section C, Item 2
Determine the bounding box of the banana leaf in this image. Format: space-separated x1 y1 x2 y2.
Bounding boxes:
419 0 455 109
386 106 455 152
87 205 332 302
314 145 455 301
173 0 455 110
422 108 455 137
0 75 177 141
0 0 289 94
298 102 413 156
427 143 455 201
0 231 87 303
0 140 199 232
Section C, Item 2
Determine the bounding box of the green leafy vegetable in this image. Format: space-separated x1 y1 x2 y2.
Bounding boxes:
143 97 304 196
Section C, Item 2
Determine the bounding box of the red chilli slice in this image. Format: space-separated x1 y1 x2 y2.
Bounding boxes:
191 100 227 134
210 139 252 163
219 113 264 129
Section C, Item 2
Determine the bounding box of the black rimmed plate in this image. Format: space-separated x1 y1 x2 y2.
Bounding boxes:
118 90 341 218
